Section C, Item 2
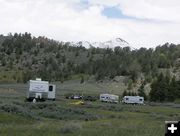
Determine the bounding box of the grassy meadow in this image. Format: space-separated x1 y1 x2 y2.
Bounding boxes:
0 81 180 136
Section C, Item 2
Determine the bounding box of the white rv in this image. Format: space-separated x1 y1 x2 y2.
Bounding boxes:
26 78 56 101
100 94 119 103
122 96 144 104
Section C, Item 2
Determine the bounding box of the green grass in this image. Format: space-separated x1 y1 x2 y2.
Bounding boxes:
175 98 180 104
0 83 180 136
0 70 23 83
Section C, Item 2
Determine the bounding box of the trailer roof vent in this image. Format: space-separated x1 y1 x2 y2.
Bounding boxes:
36 78 42 81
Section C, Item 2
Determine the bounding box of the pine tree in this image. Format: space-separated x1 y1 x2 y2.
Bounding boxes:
176 80 180 98
22 70 32 83
167 76 176 101
150 73 168 102
122 90 127 97
138 83 147 100
127 79 133 90
80 75 84 84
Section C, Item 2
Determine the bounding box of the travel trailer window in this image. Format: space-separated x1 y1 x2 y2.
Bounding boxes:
49 86 53 91
126 98 129 100
139 99 142 101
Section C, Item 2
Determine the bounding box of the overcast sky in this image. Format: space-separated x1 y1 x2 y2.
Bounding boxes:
0 0 180 48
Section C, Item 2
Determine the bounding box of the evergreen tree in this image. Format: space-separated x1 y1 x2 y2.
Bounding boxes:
127 79 133 90
150 73 169 102
80 75 84 84
138 83 147 100
167 76 176 101
22 70 32 83
176 80 180 98
127 91 131 96
122 90 127 97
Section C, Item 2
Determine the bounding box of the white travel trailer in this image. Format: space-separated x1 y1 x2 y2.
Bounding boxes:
122 96 144 104
26 78 56 101
100 94 119 103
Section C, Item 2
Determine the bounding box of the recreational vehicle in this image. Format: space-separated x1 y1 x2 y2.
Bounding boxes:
26 78 56 101
100 94 119 103
122 96 144 104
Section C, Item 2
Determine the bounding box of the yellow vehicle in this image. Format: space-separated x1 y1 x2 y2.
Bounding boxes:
70 100 84 105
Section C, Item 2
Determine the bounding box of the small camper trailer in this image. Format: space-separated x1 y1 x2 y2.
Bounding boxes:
100 94 119 103
122 96 144 104
26 78 56 101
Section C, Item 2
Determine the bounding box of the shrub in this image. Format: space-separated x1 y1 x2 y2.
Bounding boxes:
100 122 111 127
97 104 123 112
118 115 127 119
60 122 82 133
83 114 101 121
84 103 123 112
24 102 56 110
12 101 24 106
0 104 38 119
108 114 117 119
39 107 101 121
150 112 166 120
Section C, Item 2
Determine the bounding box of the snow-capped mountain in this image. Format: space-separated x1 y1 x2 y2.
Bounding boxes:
70 38 130 49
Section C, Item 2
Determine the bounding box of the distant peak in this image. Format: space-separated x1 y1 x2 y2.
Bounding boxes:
114 38 129 44
70 37 131 49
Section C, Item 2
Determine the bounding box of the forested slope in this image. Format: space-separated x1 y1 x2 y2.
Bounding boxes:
0 32 180 101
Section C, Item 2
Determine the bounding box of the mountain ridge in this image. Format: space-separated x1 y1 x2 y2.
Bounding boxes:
70 37 130 49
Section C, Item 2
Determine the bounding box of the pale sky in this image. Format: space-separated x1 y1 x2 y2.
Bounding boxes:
0 0 180 48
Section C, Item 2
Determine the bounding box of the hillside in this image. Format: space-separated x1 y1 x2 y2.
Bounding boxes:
0 32 180 102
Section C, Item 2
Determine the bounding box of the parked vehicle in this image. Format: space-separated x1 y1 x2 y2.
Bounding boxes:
122 96 144 104
65 94 83 99
100 94 119 103
26 78 56 101
83 95 97 101
73 95 83 99
70 100 85 105
65 93 73 99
